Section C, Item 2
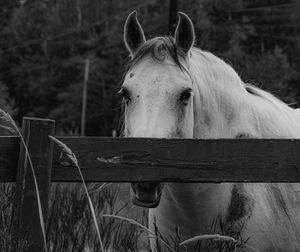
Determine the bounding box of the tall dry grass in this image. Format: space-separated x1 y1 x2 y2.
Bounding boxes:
0 180 259 251
0 183 15 251
0 182 148 251
46 183 148 251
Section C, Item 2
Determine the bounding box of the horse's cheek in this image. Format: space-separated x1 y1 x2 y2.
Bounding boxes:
175 103 193 138
124 106 135 136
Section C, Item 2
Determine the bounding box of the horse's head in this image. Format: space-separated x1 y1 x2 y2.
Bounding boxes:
121 11 195 208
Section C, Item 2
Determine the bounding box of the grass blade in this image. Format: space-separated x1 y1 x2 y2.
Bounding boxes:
180 234 261 252
103 214 175 252
0 125 16 134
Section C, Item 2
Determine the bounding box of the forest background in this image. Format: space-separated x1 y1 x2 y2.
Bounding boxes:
0 0 300 136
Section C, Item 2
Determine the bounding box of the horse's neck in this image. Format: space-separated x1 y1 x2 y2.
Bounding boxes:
193 84 300 139
190 50 300 138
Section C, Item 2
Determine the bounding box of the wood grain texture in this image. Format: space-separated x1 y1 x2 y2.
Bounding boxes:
51 137 300 182
1 136 300 183
12 117 55 252
0 136 19 182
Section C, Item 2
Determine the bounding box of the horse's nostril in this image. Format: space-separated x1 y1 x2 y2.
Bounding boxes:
137 184 145 190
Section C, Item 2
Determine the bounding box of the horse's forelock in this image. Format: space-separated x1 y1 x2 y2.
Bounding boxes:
152 39 168 61
126 36 186 70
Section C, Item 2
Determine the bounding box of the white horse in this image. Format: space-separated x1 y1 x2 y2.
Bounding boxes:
121 11 300 251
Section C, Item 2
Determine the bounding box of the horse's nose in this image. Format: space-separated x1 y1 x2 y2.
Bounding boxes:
131 182 163 208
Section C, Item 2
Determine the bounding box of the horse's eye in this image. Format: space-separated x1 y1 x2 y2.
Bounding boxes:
118 87 131 105
179 89 193 105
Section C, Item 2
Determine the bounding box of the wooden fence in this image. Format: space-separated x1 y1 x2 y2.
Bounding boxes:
1 117 300 251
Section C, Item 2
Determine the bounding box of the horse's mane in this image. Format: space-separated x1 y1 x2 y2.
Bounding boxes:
192 48 295 113
189 48 300 137
244 84 292 111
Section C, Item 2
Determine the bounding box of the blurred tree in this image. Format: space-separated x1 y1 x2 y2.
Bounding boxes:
0 80 17 116
0 80 18 135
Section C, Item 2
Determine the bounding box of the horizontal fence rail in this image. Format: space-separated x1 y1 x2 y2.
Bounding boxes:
1 136 300 182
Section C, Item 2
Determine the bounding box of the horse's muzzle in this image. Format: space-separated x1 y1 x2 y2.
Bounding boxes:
131 182 163 208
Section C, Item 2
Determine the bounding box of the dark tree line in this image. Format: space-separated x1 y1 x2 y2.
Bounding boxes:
0 0 299 136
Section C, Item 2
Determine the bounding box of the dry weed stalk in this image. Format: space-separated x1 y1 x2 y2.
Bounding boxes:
49 136 104 252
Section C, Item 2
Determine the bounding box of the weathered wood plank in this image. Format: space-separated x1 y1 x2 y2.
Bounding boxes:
0 136 19 182
12 117 55 252
51 137 300 182
1 136 300 183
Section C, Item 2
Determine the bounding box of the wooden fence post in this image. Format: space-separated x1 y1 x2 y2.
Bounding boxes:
12 117 55 252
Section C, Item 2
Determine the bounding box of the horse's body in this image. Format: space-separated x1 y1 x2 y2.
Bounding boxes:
148 48 300 251
121 11 300 251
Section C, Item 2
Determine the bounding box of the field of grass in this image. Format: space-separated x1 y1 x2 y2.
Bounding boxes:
0 182 259 252
0 182 149 252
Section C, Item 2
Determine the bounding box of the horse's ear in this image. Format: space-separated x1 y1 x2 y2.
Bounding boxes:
124 10 146 56
175 12 195 54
